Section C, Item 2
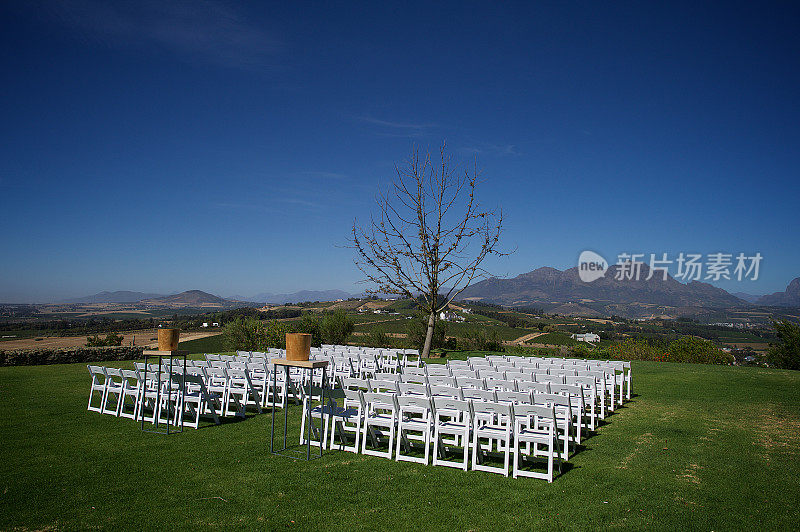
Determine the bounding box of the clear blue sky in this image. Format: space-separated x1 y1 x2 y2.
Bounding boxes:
1 1 798 302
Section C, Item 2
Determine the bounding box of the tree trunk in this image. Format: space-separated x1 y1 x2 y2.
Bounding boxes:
421 310 436 358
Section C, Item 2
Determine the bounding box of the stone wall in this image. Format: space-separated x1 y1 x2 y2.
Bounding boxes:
0 346 144 366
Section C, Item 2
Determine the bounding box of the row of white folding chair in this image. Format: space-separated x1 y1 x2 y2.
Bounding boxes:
322 388 561 481
464 355 631 405
87 365 221 428
339 377 579 456
136 362 271 415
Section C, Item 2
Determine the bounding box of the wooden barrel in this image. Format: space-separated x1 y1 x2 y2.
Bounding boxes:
158 328 180 351
285 333 311 361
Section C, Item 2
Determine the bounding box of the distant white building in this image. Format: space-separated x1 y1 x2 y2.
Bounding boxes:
439 311 465 323
202 322 209 328
571 332 600 343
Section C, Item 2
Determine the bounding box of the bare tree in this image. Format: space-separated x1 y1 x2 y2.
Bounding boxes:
352 143 506 357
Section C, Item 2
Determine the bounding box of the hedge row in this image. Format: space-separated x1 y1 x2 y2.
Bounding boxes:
0 346 144 367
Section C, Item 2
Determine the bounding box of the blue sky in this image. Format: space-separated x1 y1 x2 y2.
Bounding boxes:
1 1 798 302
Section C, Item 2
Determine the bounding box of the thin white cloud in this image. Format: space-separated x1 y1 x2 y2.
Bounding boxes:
34 0 280 69
357 116 438 130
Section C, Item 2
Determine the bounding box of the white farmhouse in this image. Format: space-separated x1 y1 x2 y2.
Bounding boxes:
571 332 600 343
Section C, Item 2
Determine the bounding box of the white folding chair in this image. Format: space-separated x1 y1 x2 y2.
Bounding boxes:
432 397 472 471
177 373 221 429
118 369 143 420
330 389 365 453
361 392 398 459
86 365 108 413
471 401 513 476
512 404 560 482
395 395 435 465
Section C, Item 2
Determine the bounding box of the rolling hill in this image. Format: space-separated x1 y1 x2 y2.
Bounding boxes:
61 291 164 304
143 290 229 306
459 265 748 318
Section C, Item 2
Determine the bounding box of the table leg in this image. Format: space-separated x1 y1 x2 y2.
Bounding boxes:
270 364 277 452
320 366 326 457
283 366 289 449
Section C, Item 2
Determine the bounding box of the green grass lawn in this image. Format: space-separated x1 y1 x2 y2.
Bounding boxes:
1 359 799 530
178 334 229 354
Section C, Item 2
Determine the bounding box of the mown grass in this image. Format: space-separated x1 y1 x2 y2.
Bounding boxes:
0 359 798 530
179 334 229 354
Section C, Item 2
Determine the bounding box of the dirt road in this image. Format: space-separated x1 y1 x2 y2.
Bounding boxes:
0 330 223 350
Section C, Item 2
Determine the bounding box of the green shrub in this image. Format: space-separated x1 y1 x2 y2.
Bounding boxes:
294 314 323 347
609 338 666 362
460 329 503 352
85 332 124 347
321 310 355 345
766 320 800 370
262 320 291 349
224 318 264 351
667 336 732 365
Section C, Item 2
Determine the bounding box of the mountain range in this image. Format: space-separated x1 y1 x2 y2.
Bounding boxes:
59 273 800 316
62 291 164 304
458 265 757 318
756 277 800 306
247 290 353 305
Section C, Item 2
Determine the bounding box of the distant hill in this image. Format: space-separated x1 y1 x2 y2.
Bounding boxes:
459 265 748 318
144 290 229 306
731 292 763 304
756 278 800 307
251 290 353 305
62 291 164 304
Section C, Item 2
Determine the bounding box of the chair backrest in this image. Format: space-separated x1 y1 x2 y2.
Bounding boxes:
373 372 400 382
495 390 532 405
363 392 398 411
398 382 429 396
342 377 370 392
513 403 556 429
432 397 472 420
550 384 585 406
427 375 456 387
456 376 486 390
533 392 572 412
535 374 565 385
400 373 427 385
86 365 107 382
369 379 399 394
478 369 505 380
461 388 496 402
397 395 434 415
484 379 517 392
472 400 512 420
343 388 365 408
429 385 462 399
505 371 533 382
517 381 550 394
425 364 451 375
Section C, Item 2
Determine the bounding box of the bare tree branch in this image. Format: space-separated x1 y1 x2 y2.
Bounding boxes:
351 142 509 357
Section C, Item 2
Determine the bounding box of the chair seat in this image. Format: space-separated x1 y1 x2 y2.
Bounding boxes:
515 428 551 445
